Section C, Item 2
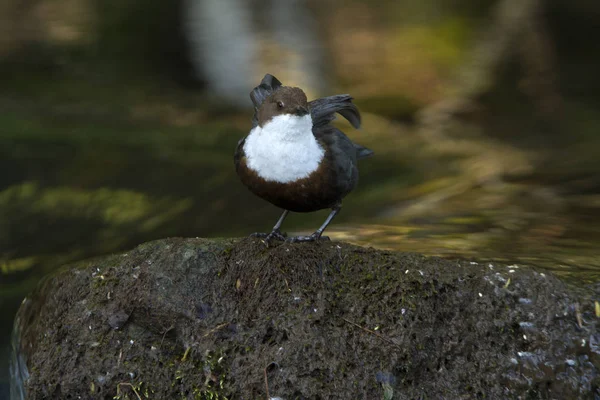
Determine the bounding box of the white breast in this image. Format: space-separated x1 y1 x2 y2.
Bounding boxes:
243 114 325 183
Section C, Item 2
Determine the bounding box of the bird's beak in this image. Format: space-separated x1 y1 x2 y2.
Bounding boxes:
295 106 309 117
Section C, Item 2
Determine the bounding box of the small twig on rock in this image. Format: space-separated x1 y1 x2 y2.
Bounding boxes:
263 362 280 400
181 346 191 362
117 382 142 400
342 318 402 349
160 325 174 348
202 322 229 337
264 365 270 400
575 303 583 329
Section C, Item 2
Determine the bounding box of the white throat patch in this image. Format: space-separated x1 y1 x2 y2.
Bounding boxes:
243 114 324 183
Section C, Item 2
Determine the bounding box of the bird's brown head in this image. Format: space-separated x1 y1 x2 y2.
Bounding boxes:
257 86 309 127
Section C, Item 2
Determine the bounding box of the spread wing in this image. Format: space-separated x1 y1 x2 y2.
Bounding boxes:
309 95 361 129
234 136 246 174
250 74 282 128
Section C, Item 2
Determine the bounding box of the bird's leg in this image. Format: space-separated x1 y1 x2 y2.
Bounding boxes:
250 210 289 241
287 204 341 243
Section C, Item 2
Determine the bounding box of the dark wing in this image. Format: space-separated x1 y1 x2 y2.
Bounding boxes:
250 74 282 128
309 95 361 129
311 95 373 160
315 125 360 196
234 137 246 173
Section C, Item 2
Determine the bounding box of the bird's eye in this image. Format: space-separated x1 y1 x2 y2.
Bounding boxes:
277 101 284 108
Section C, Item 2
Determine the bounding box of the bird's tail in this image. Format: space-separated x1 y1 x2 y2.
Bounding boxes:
354 143 374 160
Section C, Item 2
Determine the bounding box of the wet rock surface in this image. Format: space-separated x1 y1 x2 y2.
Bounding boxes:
10 238 600 399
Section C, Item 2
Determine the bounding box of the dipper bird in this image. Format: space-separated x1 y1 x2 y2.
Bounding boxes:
234 74 373 242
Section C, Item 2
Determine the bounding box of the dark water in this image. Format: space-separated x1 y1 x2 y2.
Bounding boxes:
2 0 600 397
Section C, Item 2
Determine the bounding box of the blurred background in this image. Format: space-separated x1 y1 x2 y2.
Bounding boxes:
1 0 599 396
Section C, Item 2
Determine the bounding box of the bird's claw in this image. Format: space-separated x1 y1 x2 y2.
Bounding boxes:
286 233 330 243
250 232 268 238
250 229 287 243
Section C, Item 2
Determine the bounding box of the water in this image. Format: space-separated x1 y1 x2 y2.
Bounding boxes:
2 0 600 397
9 298 28 400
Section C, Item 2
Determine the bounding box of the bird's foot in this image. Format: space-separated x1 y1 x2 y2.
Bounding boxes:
250 229 287 242
286 232 330 243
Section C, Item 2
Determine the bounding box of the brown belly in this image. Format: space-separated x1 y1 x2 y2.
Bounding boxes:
236 157 342 212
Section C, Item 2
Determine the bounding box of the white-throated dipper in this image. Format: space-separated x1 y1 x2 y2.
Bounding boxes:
235 74 373 242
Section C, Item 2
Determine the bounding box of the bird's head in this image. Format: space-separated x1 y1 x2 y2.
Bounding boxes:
257 86 310 127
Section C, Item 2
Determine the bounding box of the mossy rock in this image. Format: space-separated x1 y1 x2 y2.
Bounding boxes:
10 238 600 399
